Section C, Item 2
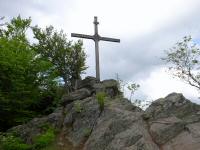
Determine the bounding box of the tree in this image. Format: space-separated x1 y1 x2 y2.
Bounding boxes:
32 26 87 92
0 16 38 130
162 36 200 91
0 16 87 131
0 16 61 131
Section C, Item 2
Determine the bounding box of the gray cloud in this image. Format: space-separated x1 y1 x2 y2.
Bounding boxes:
98 7 200 82
1 0 200 101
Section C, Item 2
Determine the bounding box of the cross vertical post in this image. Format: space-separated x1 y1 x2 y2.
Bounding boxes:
93 17 100 80
71 16 120 81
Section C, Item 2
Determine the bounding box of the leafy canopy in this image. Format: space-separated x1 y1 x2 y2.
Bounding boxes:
32 26 87 92
0 15 87 131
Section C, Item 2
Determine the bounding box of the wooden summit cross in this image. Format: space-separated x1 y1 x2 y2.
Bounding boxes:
71 16 120 81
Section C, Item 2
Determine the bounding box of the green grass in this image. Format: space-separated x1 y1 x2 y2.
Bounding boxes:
96 92 106 112
74 101 83 113
33 128 55 149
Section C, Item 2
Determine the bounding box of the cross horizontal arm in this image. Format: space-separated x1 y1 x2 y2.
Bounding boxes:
71 33 94 40
100 36 120 42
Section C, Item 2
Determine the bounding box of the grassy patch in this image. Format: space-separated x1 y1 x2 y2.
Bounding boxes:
83 128 92 137
96 92 106 112
0 126 56 150
74 101 83 113
33 127 55 149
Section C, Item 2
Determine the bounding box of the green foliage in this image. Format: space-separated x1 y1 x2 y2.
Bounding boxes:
83 128 92 137
74 101 83 113
0 16 5 24
0 126 56 150
0 134 31 150
162 36 200 91
0 15 84 131
33 128 55 149
0 16 41 130
1 15 31 41
96 92 106 112
32 26 87 92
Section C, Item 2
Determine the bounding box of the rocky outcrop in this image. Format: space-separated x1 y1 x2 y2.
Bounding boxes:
7 77 200 150
83 98 159 150
144 93 200 150
61 77 120 106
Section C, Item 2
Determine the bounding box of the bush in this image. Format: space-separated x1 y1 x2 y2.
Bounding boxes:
0 126 56 150
96 92 106 112
0 134 31 150
33 128 55 149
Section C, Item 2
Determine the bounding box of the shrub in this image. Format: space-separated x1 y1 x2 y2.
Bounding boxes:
96 92 106 112
33 128 55 149
0 134 31 150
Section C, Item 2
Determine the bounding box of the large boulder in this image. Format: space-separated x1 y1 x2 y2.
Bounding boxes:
61 77 120 106
143 93 199 120
77 76 98 90
63 97 101 146
143 93 200 150
93 79 120 97
84 98 159 150
78 76 120 97
161 122 200 150
149 116 185 145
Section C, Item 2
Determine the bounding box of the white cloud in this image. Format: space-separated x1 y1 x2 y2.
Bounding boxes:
136 67 200 103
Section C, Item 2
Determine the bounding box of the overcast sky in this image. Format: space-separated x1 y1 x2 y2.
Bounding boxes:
1 0 200 103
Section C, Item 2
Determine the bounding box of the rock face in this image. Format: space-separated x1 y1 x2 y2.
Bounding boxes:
144 93 200 150
7 77 200 150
